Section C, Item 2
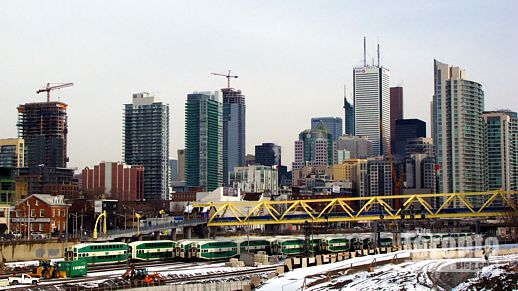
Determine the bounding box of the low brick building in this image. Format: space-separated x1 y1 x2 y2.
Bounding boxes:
82 162 144 201
12 194 70 237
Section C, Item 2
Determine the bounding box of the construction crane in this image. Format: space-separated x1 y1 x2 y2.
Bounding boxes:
380 120 404 209
210 70 238 89
36 83 74 102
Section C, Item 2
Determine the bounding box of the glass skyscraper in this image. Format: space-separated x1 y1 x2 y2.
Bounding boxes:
123 93 170 200
185 91 223 191
311 117 343 141
293 122 334 170
432 60 485 197
344 97 355 136
222 88 245 186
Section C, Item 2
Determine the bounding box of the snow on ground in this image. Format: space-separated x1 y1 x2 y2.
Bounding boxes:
259 252 518 291
453 258 518 291
258 251 411 291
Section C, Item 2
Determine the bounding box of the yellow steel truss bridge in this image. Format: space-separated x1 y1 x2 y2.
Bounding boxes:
193 191 518 226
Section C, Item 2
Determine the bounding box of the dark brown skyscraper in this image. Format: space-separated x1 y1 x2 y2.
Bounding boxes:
390 87 404 153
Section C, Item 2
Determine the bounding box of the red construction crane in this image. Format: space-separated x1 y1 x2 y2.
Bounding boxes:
36 82 74 102
211 70 238 89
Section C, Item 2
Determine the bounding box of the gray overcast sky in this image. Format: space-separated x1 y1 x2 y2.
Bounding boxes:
1 1 517 170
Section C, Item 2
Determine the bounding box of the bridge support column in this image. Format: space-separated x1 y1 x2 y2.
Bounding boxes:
184 226 192 239
392 231 401 246
170 228 177 240
203 226 211 239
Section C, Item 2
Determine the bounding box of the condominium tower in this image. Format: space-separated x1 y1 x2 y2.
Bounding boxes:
185 91 223 191
432 60 485 195
123 93 170 200
483 110 518 191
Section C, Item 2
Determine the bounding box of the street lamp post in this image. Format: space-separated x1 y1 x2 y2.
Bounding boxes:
27 203 31 241
245 206 251 253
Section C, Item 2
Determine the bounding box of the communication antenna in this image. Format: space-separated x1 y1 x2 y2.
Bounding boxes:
363 36 367 67
377 43 380 67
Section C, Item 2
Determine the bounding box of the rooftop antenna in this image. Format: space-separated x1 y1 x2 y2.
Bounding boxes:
363 36 367 67
377 42 380 67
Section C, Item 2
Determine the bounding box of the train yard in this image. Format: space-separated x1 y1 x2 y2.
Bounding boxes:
0 231 495 290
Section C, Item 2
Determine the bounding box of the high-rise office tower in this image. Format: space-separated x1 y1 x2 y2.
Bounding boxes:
405 137 435 157
0 138 25 168
311 117 343 141
390 87 404 152
17 101 76 197
177 149 185 182
123 93 170 200
335 135 373 159
367 158 393 209
0 138 24 204
432 60 485 195
394 119 426 158
185 91 223 191
353 40 391 156
222 88 246 186
292 122 333 170
255 143 281 167
169 158 178 183
483 110 518 191
344 89 355 135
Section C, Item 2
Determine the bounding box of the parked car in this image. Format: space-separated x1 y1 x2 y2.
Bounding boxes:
8 274 39 285
30 232 48 240
0 233 15 240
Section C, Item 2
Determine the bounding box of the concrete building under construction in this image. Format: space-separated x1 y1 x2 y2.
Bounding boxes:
17 102 68 168
16 101 77 198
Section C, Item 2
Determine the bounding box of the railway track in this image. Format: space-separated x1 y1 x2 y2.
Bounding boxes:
0 258 228 279
4 263 279 290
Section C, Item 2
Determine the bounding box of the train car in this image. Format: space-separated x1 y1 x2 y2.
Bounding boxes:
191 239 239 260
273 237 306 255
319 236 350 253
310 238 323 253
236 238 272 254
378 234 393 247
176 240 195 259
129 240 176 261
65 242 128 265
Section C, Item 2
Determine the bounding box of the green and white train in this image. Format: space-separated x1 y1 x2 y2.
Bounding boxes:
176 239 238 260
70 232 453 265
65 242 128 265
129 240 176 261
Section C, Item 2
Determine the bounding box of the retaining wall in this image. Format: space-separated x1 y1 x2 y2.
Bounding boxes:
0 241 75 262
129 281 248 291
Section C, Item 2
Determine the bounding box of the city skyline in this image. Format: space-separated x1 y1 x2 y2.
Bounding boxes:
1 1 518 170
